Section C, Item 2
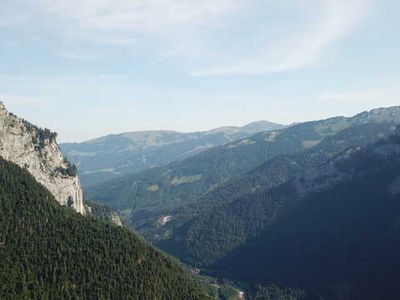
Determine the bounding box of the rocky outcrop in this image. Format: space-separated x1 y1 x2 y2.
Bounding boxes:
0 101 85 214
84 201 123 226
110 212 123 226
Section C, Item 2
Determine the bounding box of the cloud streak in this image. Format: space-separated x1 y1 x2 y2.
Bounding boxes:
192 0 374 75
0 0 373 76
35 0 242 46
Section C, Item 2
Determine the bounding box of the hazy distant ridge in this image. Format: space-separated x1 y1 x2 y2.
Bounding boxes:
61 120 285 187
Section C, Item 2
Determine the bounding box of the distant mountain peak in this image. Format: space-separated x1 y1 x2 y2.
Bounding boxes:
207 120 286 134
240 120 286 133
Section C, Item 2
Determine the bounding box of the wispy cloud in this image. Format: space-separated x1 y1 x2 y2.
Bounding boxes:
32 0 242 49
38 0 242 33
0 0 373 76
192 0 374 75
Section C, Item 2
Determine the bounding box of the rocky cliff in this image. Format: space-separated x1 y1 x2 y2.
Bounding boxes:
0 101 85 214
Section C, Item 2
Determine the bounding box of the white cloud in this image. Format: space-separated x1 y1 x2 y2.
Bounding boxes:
37 0 242 32
1 0 374 75
0 0 242 42
192 0 375 75
32 0 242 50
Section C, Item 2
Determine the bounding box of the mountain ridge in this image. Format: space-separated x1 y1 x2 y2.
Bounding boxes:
86 106 400 239
61 120 285 187
157 122 397 266
212 129 400 299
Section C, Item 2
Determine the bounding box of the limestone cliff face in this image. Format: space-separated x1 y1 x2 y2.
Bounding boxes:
0 102 85 214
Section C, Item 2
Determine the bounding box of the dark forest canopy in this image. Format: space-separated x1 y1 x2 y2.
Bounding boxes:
0 157 208 299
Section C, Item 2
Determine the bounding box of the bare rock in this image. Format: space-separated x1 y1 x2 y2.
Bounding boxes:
0 101 85 214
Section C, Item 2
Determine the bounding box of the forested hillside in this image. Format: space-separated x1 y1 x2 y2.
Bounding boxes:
86 115 351 228
213 131 400 299
0 157 208 299
87 106 400 241
158 122 396 265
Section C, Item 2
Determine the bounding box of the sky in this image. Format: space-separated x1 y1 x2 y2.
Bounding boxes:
0 0 399 142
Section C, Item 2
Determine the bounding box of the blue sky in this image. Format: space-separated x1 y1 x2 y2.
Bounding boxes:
1 0 399 142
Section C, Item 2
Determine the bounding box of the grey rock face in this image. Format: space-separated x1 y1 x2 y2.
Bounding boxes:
0 102 85 214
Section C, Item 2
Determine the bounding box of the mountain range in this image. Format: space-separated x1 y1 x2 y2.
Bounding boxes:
83 105 400 298
61 121 285 187
86 107 400 242
4 102 400 299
